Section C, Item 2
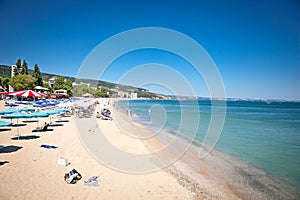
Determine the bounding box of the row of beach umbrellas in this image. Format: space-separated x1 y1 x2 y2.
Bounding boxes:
0 90 45 97
0 108 68 138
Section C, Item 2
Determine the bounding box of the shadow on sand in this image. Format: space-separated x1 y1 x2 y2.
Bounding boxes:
23 120 38 123
55 120 69 123
0 128 12 132
0 161 9 166
11 135 40 140
12 123 27 127
49 124 64 127
0 145 22 153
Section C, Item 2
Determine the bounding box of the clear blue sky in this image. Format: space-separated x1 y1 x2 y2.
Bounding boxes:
0 0 299 100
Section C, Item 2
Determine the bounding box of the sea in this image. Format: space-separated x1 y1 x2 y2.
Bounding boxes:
115 99 300 191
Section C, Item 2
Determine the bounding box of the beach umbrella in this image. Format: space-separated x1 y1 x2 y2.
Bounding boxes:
20 107 36 112
44 110 61 115
5 103 19 107
0 91 10 95
9 90 45 97
43 110 61 122
1 112 31 138
0 108 19 115
0 120 12 127
28 111 49 126
56 109 69 113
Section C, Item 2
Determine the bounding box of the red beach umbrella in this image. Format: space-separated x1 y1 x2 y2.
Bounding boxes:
9 90 45 97
0 91 11 95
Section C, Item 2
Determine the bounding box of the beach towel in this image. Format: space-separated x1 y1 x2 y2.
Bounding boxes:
64 169 82 184
84 176 100 186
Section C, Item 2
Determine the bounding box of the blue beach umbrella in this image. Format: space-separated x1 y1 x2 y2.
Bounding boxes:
5 103 18 107
56 109 69 113
20 107 36 112
43 110 60 122
1 112 31 138
44 110 61 115
28 112 50 126
0 120 12 127
0 108 19 115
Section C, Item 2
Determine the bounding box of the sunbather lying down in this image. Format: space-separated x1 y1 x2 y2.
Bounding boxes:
32 122 53 132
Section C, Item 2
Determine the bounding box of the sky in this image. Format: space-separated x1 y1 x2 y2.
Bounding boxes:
0 0 299 100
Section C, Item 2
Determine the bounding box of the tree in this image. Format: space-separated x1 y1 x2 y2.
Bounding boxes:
53 76 65 90
31 64 43 86
0 77 10 91
8 74 36 90
73 84 93 96
14 58 22 76
42 82 53 92
64 79 74 96
99 87 110 98
21 60 28 75
53 76 74 96
3 78 9 91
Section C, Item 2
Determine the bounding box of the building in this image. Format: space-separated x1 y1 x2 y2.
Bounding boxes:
11 65 16 77
130 93 138 99
49 77 56 88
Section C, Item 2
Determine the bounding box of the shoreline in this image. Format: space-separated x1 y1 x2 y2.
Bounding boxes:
112 99 299 200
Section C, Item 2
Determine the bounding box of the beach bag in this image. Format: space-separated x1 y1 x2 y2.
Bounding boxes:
64 169 82 184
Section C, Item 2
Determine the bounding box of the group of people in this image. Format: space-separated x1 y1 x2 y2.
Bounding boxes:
96 108 112 120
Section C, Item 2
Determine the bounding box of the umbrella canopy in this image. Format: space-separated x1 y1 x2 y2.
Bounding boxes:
28 112 49 118
0 91 10 95
1 112 31 119
44 110 61 115
28 111 50 126
0 120 12 127
56 109 69 113
5 103 19 107
1 112 31 137
10 90 45 97
0 108 19 115
20 107 36 112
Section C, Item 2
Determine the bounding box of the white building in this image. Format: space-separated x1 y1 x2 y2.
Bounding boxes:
11 65 16 77
49 77 56 87
131 93 138 99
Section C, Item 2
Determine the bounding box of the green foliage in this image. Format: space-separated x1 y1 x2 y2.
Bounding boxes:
73 84 93 97
53 76 65 90
8 74 36 90
42 82 53 92
0 65 11 77
53 76 74 96
0 77 10 91
31 64 43 86
98 87 110 98
0 65 168 99
14 58 22 76
3 77 9 87
21 60 28 75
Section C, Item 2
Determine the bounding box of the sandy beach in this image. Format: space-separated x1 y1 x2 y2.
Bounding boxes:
0 99 225 200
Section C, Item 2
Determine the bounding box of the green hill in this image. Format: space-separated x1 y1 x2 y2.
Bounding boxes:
0 65 168 99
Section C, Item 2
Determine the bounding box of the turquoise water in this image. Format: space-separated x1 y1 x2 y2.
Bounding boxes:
115 99 300 189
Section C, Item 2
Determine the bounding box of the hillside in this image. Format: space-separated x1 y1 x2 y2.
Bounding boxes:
0 65 169 99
